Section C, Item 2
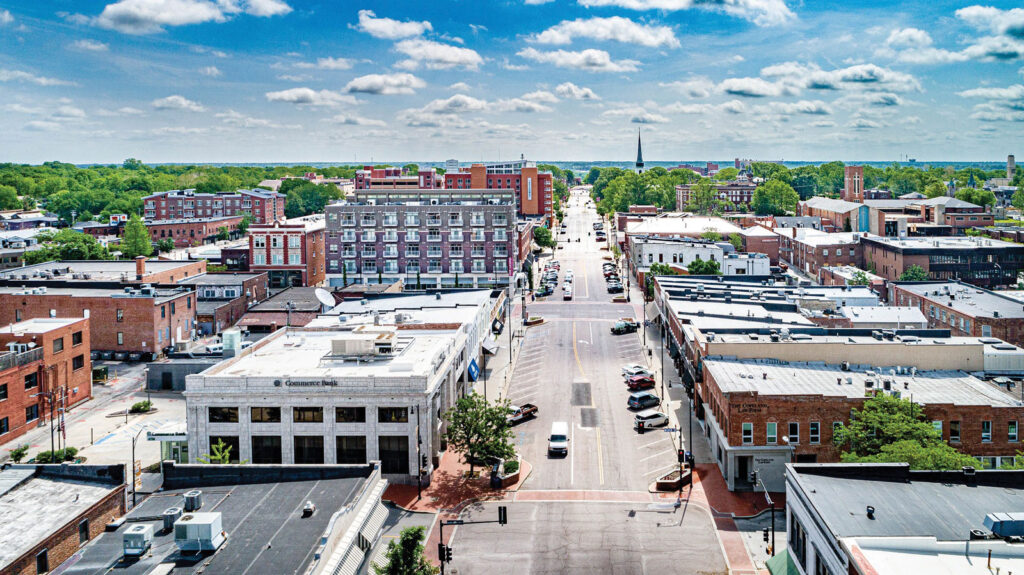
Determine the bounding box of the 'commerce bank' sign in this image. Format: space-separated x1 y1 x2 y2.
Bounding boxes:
274 379 339 388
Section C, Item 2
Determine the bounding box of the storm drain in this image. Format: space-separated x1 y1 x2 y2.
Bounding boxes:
571 382 592 406
580 407 599 428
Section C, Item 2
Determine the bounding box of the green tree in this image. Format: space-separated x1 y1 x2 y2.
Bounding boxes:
834 393 979 470
649 262 678 276
402 163 420 175
688 179 723 215
751 180 799 216
714 167 739 181
122 158 144 170
238 214 252 234
8 444 29 463
0 185 20 210
899 265 929 281
217 226 230 241
687 257 721 275
727 233 744 251
533 226 555 248
25 229 111 264
849 270 871 285
373 526 438 575
198 438 244 464
585 167 601 185
923 181 948 199
1012 187 1024 211
121 214 154 258
955 188 997 207
156 238 176 253
700 230 722 242
444 393 515 475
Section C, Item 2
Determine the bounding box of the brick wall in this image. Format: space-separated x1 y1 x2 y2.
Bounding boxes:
0 359 46 444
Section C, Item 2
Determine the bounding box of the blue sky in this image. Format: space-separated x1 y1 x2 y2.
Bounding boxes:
1 0 1024 163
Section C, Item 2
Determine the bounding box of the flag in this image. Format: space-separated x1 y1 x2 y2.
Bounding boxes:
59 409 65 441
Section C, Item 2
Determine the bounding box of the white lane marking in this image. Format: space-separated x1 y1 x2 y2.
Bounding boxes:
638 449 675 463
647 463 680 478
639 436 671 449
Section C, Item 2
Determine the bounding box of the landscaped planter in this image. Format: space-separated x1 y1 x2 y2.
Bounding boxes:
493 457 521 488
655 468 692 492
611 296 628 303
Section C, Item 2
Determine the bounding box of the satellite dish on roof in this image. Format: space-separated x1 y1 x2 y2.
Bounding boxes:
314 288 335 310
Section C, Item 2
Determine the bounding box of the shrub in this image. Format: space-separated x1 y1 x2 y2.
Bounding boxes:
9 444 29 463
130 400 152 413
35 447 78 463
503 459 519 475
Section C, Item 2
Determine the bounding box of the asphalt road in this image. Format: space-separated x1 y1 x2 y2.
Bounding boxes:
447 501 728 575
507 189 681 492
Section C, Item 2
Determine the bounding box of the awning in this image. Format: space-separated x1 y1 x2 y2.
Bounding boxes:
359 501 389 543
765 549 799 575
334 547 364 575
482 340 499 355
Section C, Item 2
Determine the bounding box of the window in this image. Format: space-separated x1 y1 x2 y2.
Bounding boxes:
1010 420 1019 442
0 383 6 401
289 253 300 265
36 549 48 574
72 331 83 346
765 422 777 444
72 355 85 371
52 337 63 353
117 332 124 346
24 372 38 390
336 407 366 423
251 436 282 464
26 404 39 422
293 406 324 423
337 436 367 464
251 407 281 423
809 421 820 444
982 324 992 337
170 302 176 315
294 435 325 464
742 422 753 444
78 519 90 546
379 407 409 423
788 422 799 444
379 435 410 474
15 309 20 322
117 309 125 322
932 421 943 437
951 420 961 442
288 235 300 248
982 420 992 442
253 253 266 265
790 516 807 567
208 436 240 463
208 406 239 423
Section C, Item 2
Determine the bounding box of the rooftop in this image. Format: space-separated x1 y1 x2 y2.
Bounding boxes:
626 214 744 236
782 229 863 246
327 290 492 315
863 235 1023 251
145 215 242 225
703 357 1022 407
802 196 864 213
252 213 326 232
839 306 927 325
820 265 883 281
0 285 189 303
177 272 265 286
894 281 1024 319
0 317 83 335
0 259 202 282
247 287 328 312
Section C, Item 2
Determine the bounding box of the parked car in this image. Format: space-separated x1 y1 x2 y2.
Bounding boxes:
610 320 639 335
622 364 653 377
607 284 624 294
628 391 661 410
563 289 573 301
507 403 538 424
626 375 656 390
635 410 669 430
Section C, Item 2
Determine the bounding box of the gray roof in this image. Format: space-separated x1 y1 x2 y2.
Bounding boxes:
863 199 914 209
196 300 230 315
914 196 980 208
789 464 1024 541
0 259 201 282
0 285 190 303
177 272 264 286
249 287 326 312
895 281 1024 319
328 289 492 315
63 475 367 575
802 196 864 213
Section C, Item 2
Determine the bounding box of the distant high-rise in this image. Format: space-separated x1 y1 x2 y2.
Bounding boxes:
635 130 645 174
445 158 460 174
1009 155 1016 180
842 165 864 203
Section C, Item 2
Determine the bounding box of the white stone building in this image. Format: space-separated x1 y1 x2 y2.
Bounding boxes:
631 236 771 276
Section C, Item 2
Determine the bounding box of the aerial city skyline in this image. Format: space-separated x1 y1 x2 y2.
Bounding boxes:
2 1 1024 163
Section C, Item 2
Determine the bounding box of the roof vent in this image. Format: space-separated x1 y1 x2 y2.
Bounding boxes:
866 506 875 519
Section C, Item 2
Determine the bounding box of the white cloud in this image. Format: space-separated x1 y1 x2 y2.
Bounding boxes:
70 39 110 52
576 0 796 27
151 126 209 136
0 9 13 25
663 99 747 114
0 69 74 86
525 0 555 4
520 90 559 103
956 5 1024 37
296 57 354 70
719 77 793 97
215 109 283 128
886 28 932 49
25 121 63 132
811 120 836 128
264 87 356 106
847 118 882 129
958 84 1024 100
344 73 425 95
397 93 553 128
532 16 679 48
53 105 87 119
332 114 387 127
761 100 832 115
555 82 600 100
421 94 489 114
501 59 530 71
449 82 472 91
94 0 291 34
199 65 222 77
277 74 310 82
97 107 146 116
493 98 553 113
152 95 205 111
759 61 920 93
517 47 640 73
659 77 714 98
354 9 431 40
603 106 669 123
394 39 483 70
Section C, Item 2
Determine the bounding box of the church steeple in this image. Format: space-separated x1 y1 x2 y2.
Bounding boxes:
635 129 644 173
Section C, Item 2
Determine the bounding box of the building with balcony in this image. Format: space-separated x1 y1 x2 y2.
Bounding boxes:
142 189 285 224
444 160 554 218
248 215 326 288
145 214 245 248
862 235 1024 287
354 166 443 190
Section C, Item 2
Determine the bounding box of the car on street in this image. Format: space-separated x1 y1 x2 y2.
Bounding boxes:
610 320 639 335
607 284 624 294
622 364 653 377
507 403 538 424
627 390 661 410
563 288 573 300
626 375 656 390
548 421 569 457
635 410 669 430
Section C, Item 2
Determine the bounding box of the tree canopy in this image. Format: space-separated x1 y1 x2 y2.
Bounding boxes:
444 393 515 474
899 265 929 281
373 526 438 575
533 226 555 248
121 214 154 258
751 180 799 216
648 262 678 276
25 229 111 264
686 257 721 275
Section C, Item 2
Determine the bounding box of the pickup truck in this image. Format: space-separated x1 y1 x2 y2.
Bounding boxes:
507 404 538 424
610 319 639 335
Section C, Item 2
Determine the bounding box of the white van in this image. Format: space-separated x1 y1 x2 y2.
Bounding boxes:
548 421 569 457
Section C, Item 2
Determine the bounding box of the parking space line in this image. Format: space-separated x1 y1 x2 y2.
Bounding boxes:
638 449 674 463
647 463 679 478
639 436 670 449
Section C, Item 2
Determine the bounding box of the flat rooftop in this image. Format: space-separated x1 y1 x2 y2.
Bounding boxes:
0 470 118 572
145 215 240 225
895 281 1024 319
64 474 368 575
328 290 491 315
0 285 188 303
802 196 863 213
864 236 1023 251
820 265 883 281
177 272 265 286
703 357 1022 407
626 215 744 236
0 259 202 282
0 317 82 334
839 306 927 325
784 229 862 247
248 287 326 312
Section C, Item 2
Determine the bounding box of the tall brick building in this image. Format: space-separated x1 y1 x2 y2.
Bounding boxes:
444 160 554 217
248 215 326 288
142 189 285 224
891 280 1024 347
842 165 864 202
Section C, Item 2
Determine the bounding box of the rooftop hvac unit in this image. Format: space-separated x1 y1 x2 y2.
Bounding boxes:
984 513 1024 538
163 507 183 531
183 490 203 512
123 524 153 557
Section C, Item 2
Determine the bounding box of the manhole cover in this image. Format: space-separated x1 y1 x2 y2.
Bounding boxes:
571 382 591 406
580 407 599 428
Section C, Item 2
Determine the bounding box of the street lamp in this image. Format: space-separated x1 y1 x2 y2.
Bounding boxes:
131 426 148 508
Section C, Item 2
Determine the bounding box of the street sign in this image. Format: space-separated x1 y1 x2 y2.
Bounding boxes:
664 428 677 433
446 519 465 525
467 359 480 381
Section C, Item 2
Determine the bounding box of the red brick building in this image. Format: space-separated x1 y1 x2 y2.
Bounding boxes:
777 229 862 277
355 166 443 189
0 258 206 285
249 216 326 288
0 285 196 357
177 272 269 335
445 162 554 217
142 189 284 224
675 180 758 211
891 281 1024 347
842 165 864 202
862 236 1024 287
146 215 244 248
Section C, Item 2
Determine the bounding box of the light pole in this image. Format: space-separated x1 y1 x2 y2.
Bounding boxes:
131 426 148 508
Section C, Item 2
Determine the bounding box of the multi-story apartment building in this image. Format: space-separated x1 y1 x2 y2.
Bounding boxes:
354 166 444 190
146 214 245 248
676 180 758 211
776 228 862 278
248 215 326 288
324 198 517 289
444 160 553 218
142 189 285 224
862 235 1024 287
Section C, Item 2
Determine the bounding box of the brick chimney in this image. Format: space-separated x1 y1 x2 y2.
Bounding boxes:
135 256 146 280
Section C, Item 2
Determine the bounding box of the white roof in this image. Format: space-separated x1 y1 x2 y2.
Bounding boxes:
802 196 864 213
627 215 744 236
0 317 82 334
839 306 927 325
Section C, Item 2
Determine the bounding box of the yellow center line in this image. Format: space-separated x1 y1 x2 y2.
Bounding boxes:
572 321 586 379
572 321 604 485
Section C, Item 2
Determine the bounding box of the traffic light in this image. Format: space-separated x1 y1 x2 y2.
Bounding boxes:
748 470 758 484
438 542 446 563
444 545 453 562
421 454 429 470
498 505 507 525
677 449 686 463
763 528 770 543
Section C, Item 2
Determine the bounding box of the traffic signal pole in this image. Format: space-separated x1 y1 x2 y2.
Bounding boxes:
438 506 508 573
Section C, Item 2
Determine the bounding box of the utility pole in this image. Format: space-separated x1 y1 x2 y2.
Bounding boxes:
750 470 776 556
131 426 148 508
438 506 508 574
